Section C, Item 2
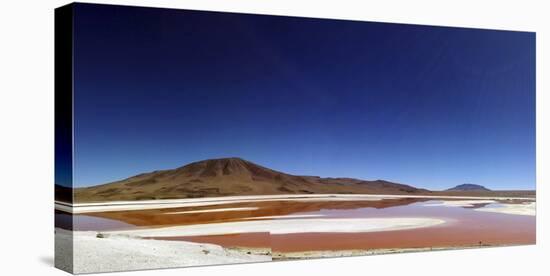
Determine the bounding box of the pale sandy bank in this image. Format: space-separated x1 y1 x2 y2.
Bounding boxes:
55 228 270 274
56 194 535 214
242 214 325 220
424 200 536 216
475 202 536 216
102 217 446 237
423 200 497 207
55 194 390 214
164 207 259 215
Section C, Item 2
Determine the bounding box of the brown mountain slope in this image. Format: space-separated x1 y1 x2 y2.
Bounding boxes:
74 157 429 202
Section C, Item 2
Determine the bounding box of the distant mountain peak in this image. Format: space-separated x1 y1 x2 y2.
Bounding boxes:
446 183 491 191
176 157 281 178
74 157 428 202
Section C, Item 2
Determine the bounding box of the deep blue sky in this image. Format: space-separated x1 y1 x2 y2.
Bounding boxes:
72 4 535 190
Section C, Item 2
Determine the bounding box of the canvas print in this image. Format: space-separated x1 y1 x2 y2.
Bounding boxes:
55 3 536 274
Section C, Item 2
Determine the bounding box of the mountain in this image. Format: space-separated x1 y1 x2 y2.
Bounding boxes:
446 184 491 191
74 157 429 202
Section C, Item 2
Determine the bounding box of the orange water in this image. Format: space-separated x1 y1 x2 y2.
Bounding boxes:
58 198 535 252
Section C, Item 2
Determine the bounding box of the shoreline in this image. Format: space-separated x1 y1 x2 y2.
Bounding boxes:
55 228 271 274
55 193 535 273
55 193 536 214
272 243 533 260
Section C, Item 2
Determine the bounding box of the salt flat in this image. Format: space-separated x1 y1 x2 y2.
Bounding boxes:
241 214 325 220
55 228 270 274
475 202 536 216
423 200 536 216
163 207 259 215
55 193 535 214
101 217 446 237
423 200 497 207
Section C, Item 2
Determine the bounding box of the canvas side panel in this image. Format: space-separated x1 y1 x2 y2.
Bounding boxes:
54 3 74 274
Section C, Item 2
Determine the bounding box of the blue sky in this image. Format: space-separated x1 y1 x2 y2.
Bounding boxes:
71 4 535 190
